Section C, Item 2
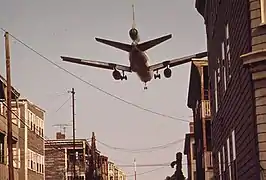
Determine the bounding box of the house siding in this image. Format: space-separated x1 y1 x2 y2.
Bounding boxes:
201 0 261 179
250 0 266 51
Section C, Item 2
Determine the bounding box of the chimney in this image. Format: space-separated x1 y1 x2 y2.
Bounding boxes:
56 132 65 139
189 122 194 133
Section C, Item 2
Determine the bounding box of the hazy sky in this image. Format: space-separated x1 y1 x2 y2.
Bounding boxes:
0 0 206 179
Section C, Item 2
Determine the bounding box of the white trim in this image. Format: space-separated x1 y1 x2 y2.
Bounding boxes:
218 151 222 180
214 70 218 112
227 138 232 180
232 130 236 160
261 0 266 24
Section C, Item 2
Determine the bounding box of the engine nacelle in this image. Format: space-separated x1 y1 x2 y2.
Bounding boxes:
129 28 139 42
112 70 122 80
164 68 172 78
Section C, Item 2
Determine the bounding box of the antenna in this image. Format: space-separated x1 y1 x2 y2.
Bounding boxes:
132 4 136 29
53 123 72 135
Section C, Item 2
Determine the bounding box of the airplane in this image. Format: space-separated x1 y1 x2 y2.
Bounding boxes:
61 5 207 90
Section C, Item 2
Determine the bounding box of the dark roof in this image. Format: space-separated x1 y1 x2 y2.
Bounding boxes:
0 74 20 101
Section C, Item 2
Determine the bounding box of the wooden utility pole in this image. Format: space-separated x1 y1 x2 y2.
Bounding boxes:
5 32 14 180
134 158 137 180
69 88 76 179
91 132 96 180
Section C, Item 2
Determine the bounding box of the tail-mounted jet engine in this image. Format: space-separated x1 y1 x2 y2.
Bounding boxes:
164 67 172 78
129 28 139 42
112 70 127 80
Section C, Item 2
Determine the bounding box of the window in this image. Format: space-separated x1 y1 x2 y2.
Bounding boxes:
218 151 222 180
221 42 227 91
205 120 212 151
192 143 196 160
203 66 209 100
225 23 231 80
0 103 4 116
0 133 4 164
217 58 221 83
222 146 225 172
11 107 18 125
231 130 237 179
28 149 31 168
227 138 232 180
36 117 39 135
214 70 218 112
260 0 266 24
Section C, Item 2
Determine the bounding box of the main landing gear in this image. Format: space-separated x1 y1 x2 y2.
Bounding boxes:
154 70 161 79
120 71 127 80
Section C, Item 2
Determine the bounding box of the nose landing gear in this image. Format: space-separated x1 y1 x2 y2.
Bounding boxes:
144 82 148 90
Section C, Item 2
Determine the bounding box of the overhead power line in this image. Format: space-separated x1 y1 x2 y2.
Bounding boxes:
96 139 184 153
0 27 190 123
126 167 166 177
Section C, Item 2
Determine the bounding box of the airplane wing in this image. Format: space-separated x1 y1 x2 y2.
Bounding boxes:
61 56 132 72
148 51 208 71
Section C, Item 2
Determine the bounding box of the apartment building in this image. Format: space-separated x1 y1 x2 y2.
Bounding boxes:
0 75 21 180
45 132 90 180
187 58 213 179
17 99 45 180
184 122 196 180
108 161 126 180
114 165 126 180
195 0 266 179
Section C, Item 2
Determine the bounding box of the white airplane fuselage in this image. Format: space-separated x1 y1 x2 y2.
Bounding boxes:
129 45 153 83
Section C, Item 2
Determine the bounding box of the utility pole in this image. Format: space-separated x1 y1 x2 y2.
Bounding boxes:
134 158 137 180
91 132 96 180
5 32 14 180
69 88 76 179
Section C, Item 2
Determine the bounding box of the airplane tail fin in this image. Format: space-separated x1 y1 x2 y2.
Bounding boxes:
137 34 172 51
95 37 132 52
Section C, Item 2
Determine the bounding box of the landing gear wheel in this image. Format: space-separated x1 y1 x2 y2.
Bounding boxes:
144 82 148 90
124 75 127 80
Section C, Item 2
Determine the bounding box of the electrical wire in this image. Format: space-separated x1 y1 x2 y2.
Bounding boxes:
0 27 190 123
96 139 184 153
126 167 166 177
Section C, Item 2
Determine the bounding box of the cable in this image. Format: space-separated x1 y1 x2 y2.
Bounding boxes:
117 162 188 168
0 28 190 123
96 139 184 153
126 167 166 177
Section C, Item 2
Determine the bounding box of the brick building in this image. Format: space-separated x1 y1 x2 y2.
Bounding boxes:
195 0 266 179
186 58 213 179
183 122 196 180
0 75 21 180
108 161 126 180
45 132 109 180
17 99 45 180
45 133 90 180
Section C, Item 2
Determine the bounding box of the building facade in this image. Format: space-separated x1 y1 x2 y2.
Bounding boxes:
184 122 196 180
195 0 266 179
187 58 213 179
45 133 90 180
108 161 126 180
17 99 45 180
0 75 21 180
